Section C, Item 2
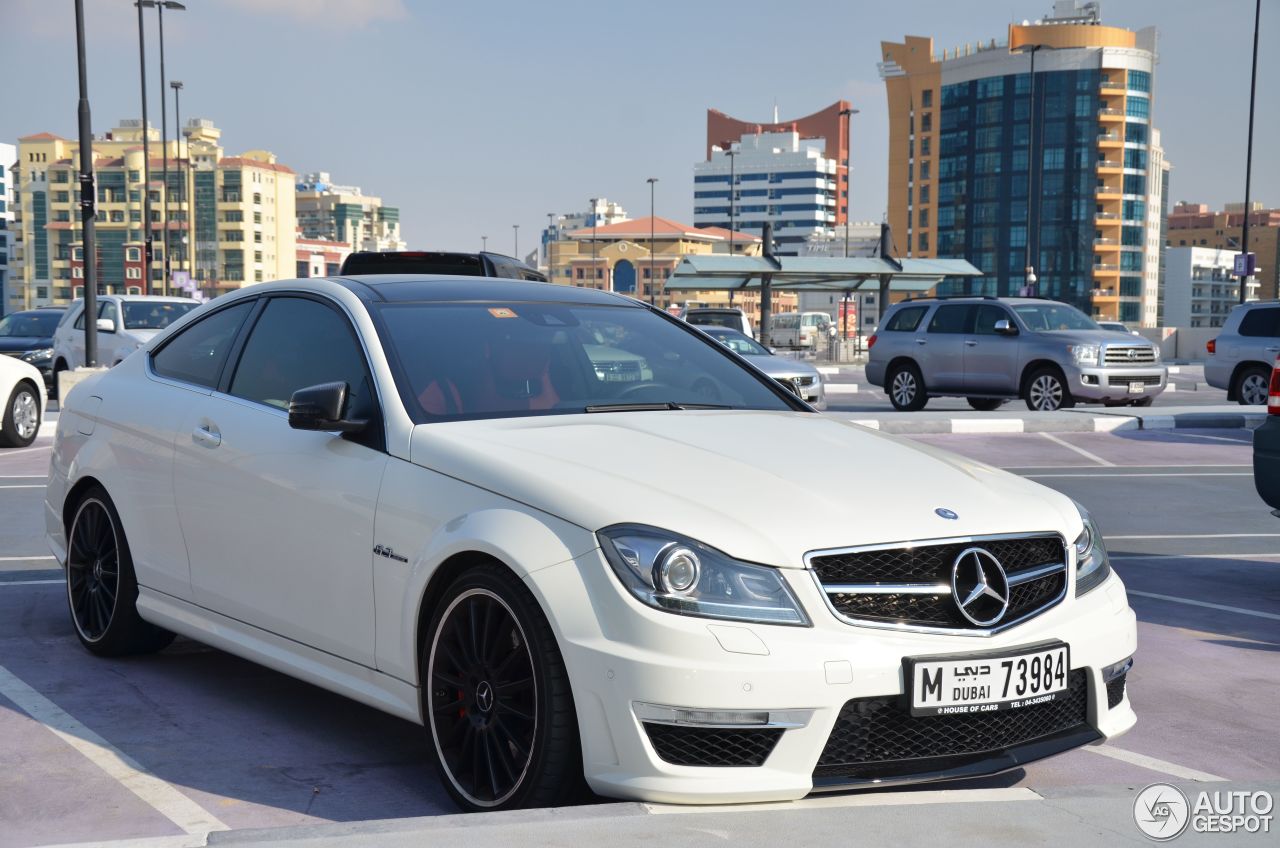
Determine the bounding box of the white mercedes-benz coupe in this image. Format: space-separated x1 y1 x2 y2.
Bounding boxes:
46 276 1137 811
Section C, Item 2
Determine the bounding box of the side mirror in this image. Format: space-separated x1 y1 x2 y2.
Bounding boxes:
96 318 116 334
288 381 367 433
994 319 1019 336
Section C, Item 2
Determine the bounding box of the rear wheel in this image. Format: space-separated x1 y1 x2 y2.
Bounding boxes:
966 397 1005 411
887 363 928 411
1131 397 1154 408
0 382 41 448
423 564 583 812
1235 366 1270 406
66 486 175 656
1025 367 1075 411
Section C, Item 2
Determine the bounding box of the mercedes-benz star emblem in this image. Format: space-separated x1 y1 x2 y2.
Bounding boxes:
475 680 494 714
935 508 959 520
950 547 1011 626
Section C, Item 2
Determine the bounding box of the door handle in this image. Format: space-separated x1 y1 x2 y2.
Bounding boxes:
915 338 928 345
964 339 978 347
192 424 221 448
1265 346 1280 353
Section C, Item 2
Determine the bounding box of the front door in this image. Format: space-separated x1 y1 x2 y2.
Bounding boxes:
172 295 387 666
964 304 1021 394
920 304 974 392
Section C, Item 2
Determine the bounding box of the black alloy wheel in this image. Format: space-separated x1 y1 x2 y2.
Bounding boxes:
66 487 174 656
425 565 582 811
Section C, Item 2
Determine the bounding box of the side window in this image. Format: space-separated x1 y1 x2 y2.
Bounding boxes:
1239 307 1280 338
884 305 928 332
151 301 254 388
229 297 374 415
98 301 119 329
73 307 86 330
927 304 974 334
974 305 1013 335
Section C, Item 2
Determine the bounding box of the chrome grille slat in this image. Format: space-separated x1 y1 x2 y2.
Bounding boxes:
1103 345 1156 365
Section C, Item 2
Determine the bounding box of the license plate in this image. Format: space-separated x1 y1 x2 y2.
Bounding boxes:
906 643 1070 717
1129 382 1146 394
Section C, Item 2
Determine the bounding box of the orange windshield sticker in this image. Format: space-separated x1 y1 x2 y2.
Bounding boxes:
488 307 518 319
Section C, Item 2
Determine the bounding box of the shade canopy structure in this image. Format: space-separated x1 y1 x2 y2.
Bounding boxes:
664 254 982 293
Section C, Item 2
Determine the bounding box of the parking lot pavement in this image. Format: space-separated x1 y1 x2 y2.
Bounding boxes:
0 429 1277 846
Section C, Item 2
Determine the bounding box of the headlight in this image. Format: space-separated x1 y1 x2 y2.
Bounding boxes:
1069 344 1100 367
19 347 54 364
1073 503 1110 596
598 525 810 626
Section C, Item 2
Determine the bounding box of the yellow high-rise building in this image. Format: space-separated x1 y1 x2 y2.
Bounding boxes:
9 118 296 311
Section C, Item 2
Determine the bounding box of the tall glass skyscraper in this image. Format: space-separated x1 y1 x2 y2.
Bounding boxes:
879 2 1161 324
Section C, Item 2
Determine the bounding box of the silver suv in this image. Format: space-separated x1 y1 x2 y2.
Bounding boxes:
867 296 1166 411
1204 301 1280 405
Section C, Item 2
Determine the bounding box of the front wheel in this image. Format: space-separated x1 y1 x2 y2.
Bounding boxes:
0 382 41 448
1025 368 1075 411
66 486 175 656
966 397 1005 411
887 363 928 411
1235 366 1270 406
424 564 583 812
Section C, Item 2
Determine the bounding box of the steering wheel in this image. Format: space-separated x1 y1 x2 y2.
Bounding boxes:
616 382 667 398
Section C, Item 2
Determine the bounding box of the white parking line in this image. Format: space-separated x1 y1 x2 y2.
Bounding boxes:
1127 590 1280 622
1084 745 1225 782
953 419 1024 434
1038 432 1115 466
1171 432 1253 444
0 664 229 836
824 383 859 394
645 786 1042 815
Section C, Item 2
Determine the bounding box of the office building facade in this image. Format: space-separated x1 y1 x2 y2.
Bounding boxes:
295 172 405 253
1163 247 1257 329
0 143 14 315
879 1 1161 322
1168 202 1279 303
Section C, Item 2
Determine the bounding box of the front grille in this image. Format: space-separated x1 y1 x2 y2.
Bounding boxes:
1104 345 1156 365
796 375 817 387
810 535 1066 632
643 723 783 767
593 360 643 382
1106 672 1127 708
1108 374 1162 387
813 669 1089 780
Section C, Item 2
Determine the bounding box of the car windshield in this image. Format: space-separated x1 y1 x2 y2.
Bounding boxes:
122 302 197 330
703 327 769 356
376 302 795 422
0 311 61 337
685 312 742 329
1012 303 1100 332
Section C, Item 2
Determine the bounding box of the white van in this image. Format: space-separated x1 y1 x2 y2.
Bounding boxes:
770 311 830 349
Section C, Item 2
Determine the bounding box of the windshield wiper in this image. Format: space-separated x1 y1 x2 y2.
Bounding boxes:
584 401 731 413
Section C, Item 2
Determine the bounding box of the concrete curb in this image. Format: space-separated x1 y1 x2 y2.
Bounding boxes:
849 408 1266 435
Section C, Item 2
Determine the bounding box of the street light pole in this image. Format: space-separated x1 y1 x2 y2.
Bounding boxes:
481 235 488 251
73 0 99 367
1016 43 1042 298
647 178 658 306
134 1 153 294
1239 0 1261 304
546 212 554 275
171 79 184 291
151 0 185 295
589 197 599 290
513 224 519 257
838 106 860 258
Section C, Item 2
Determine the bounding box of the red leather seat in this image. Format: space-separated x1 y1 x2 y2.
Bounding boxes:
473 338 559 412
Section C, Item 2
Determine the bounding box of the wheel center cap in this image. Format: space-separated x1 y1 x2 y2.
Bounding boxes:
92 560 103 580
474 680 494 714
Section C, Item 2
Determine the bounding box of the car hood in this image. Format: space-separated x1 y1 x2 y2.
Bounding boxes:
0 336 53 353
409 411 1080 567
1029 329 1153 347
744 356 821 379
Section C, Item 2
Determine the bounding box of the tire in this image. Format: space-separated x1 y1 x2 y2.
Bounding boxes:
887 362 928 411
966 397 1005 411
1131 397 1153 408
66 486 175 656
423 563 583 812
52 359 68 402
1024 367 1075 411
1235 366 1270 406
0 382 41 448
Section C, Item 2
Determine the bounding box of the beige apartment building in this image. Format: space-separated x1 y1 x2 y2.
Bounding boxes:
9 118 296 310
295 173 405 253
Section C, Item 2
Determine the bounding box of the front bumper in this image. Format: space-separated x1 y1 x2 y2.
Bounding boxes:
526 548 1137 804
1071 365 1167 402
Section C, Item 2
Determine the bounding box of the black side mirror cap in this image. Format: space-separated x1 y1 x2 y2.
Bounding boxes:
288 382 367 433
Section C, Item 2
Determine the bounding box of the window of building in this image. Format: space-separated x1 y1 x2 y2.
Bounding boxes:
254 212 262 224
918 184 930 204
920 137 931 156
1009 225 1026 248
1122 226 1144 246
126 267 141 279
253 192 262 204
917 232 929 252
1124 123 1148 144
1126 96 1149 119
1124 148 1148 170
921 113 932 132
1074 95 1093 118
54 191 69 203
1123 174 1146 195
254 232 262 243
1128 70 1151 93
921 89 933 107
1043 147 1065 169
126 248 141 261
918 209 928 227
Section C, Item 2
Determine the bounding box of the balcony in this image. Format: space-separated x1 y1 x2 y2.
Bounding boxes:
1095 211 1121 221
1096 159 1123 171
1094 237 1119 246
1097 132 1123 147
1098 108 1125 121
1093 264 1121 275
1100 78 1126 92
1096 187 1123 201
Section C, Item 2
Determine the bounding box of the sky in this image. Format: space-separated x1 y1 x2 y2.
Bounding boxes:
4 0 1277 257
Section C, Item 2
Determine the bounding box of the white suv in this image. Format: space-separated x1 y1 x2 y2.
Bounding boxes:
53 295 198 376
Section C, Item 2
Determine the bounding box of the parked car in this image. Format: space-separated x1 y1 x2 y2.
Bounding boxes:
769 311 831 349
1253 356 1280 513
1205 300 1280 405
52 295 199 380
698 324 826 409
339 250 547 281
867 296 1166 412
0 354 45 448
48 276 1136 811
0 307 66 392
681 307 755 338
